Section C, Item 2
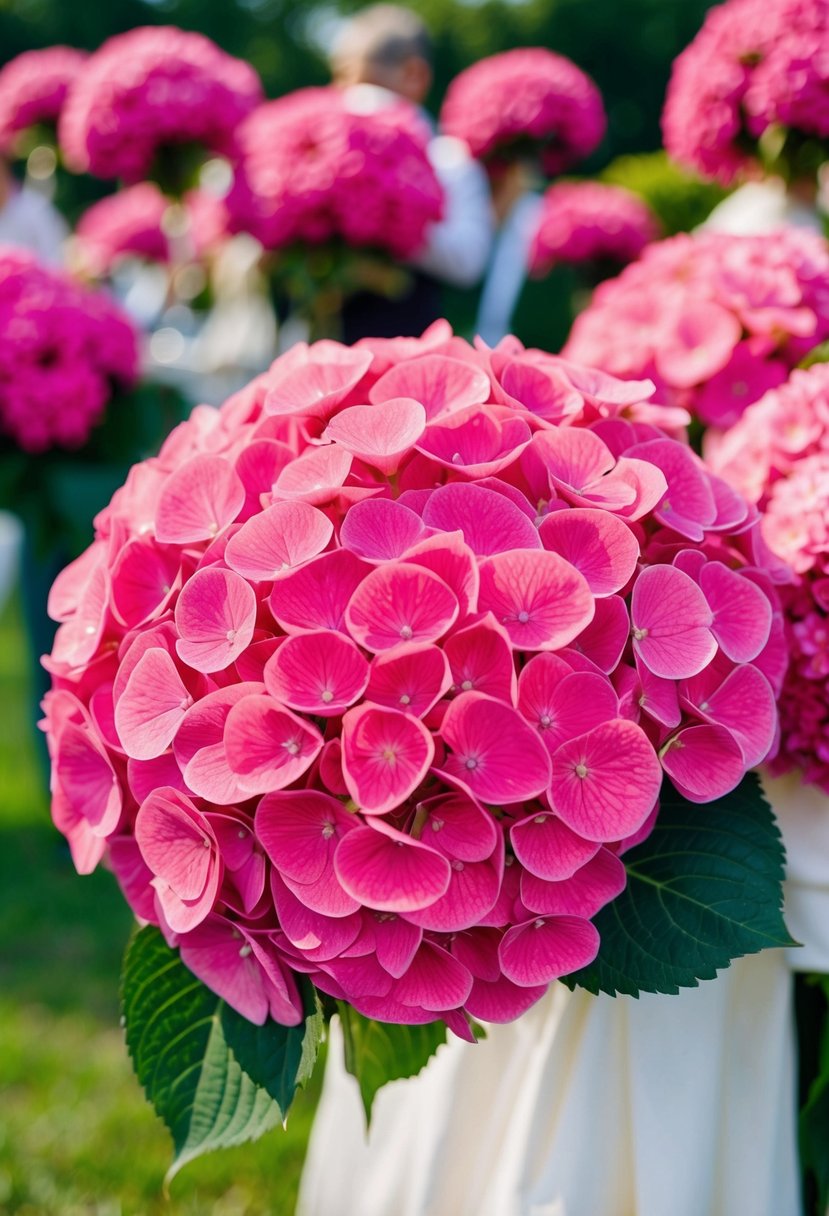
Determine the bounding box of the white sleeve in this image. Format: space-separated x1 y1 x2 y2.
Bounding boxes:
410 136 494 288
26 190 69 265
475 192 543 347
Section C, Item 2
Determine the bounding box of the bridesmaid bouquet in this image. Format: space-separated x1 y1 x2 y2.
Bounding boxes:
528 181 660 277
663 0 829 185
227 87 444 335
58 25 263 190
42 325 791 1173
564 228 829 430
710 364 829 789
439 48 606 176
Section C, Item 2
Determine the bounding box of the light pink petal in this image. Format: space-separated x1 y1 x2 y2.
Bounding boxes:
110 540 179 628
402 533 480 617
264 630 369 715
155 455 244 544
323 398 426 475
539 508 638 597
660 723 745 803
369 353 490 419
365 643 452 717
265 344 373 418
680 663 776 768
626 440 716 540
439 691 552 803
493 356 584 422
271 549 370 633
510 811 600 881
392 942 473 1010
752 613 789 697
225 501 333 582
234 438 294 519
127 751 187 804
635 655 681 728
444 614 517 703
55 722 122 837
499 915 600 986
551 719 662 841
255 789 356 884
478 549 595 651
699 562 772 663
339 497 426 562
345 562 458 652
115 647 192 760
532 428 635 510
175 566 257 674
341 703 435 815
47 543 103 623
416 407 532 478
654 301 741 388
519 848 626 918
223 693 323 794
707 473 751 532
174 683 265 805
569 596 629 673
631 565 716 679
523 670 619 754
334 818 451 912
610 457 670 522
272 444 353 505
271 874 362 961
422 482 541 556
136 789 221 933
50 561 109 669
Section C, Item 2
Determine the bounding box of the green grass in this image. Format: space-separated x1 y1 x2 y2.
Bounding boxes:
0 593 316 1216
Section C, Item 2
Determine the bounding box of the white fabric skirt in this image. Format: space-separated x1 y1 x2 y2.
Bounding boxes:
298 773 827 1216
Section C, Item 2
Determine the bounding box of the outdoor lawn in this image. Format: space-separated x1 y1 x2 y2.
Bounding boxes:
0 591 318 1216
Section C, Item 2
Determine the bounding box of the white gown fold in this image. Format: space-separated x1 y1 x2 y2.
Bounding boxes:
298 775 825 1216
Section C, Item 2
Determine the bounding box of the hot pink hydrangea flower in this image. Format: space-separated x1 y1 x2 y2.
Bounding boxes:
439 49 604 177
564 229 829 430
439 49 605 177
227 87 443 259
528 182 660 277
710 364 829 788
0 45 87 153
58 26 263 182
43 324 779 1031
663 0 829 184
74 182 229 276
0 246 138 453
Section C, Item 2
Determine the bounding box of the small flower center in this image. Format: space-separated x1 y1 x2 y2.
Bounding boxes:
575 762 588 779
517 610 530 624
632 627 648 641
534 918 546 929
321 689 334 703
239 943 253 958
226 628 237 643
321 822 335 840
539 714 552 728
400 624 413 640
283 739 300 755
534 814 547 824
464 756 479 771
399 693 412 705
461 679 474 691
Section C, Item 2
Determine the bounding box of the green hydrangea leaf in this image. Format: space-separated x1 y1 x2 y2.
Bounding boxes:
337 1004 447 1125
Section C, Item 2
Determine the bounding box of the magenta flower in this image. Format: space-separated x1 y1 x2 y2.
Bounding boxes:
0 246 138 453
564 229 829 434
59 26 263 182
529 182 660 277
439 48 606 176
43 327 779 1031
0 46 87 154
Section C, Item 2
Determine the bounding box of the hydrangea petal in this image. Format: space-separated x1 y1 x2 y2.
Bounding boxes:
499 915 599 986
345 562 458 652
264 630 369 715
551 719 662 841
439 691 552 803
341 703 435 815
333 818 451 913
225 501 334 582
631 564 716 679
175 566 257 674
478 549 595 651
155 454 244 544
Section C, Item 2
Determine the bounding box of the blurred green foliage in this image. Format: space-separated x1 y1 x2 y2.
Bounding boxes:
601 150 731 237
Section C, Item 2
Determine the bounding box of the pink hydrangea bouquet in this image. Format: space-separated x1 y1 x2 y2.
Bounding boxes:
663 0 829 185
227 86 443 334
42 323 790 1170
709 364 829 789
528 182 660 278
58 26 263 188
564 228 829 430
0 45 87 155
439 48 606 176
73 182 229 278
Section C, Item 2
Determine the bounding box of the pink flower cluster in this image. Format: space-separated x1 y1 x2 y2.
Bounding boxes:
439 49 606 176
710 364 829 788
227 88 443 258
663 0 829 184
0 246 138 452
74 182 229 276
43 326 780 1032
528 182 660 277
564 229 829 430
58 26 263 183
0 46 87 154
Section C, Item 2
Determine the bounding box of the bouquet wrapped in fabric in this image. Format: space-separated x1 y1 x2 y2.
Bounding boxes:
663 0 829 186
528 181 660 278
226 87 444 336
0 46 87 158
709 364 829 789
42 324 791 1174
439 48 606 177
58 26 263 190
564 228 829 431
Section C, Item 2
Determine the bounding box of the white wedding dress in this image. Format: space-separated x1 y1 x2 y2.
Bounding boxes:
298 773 827 1216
